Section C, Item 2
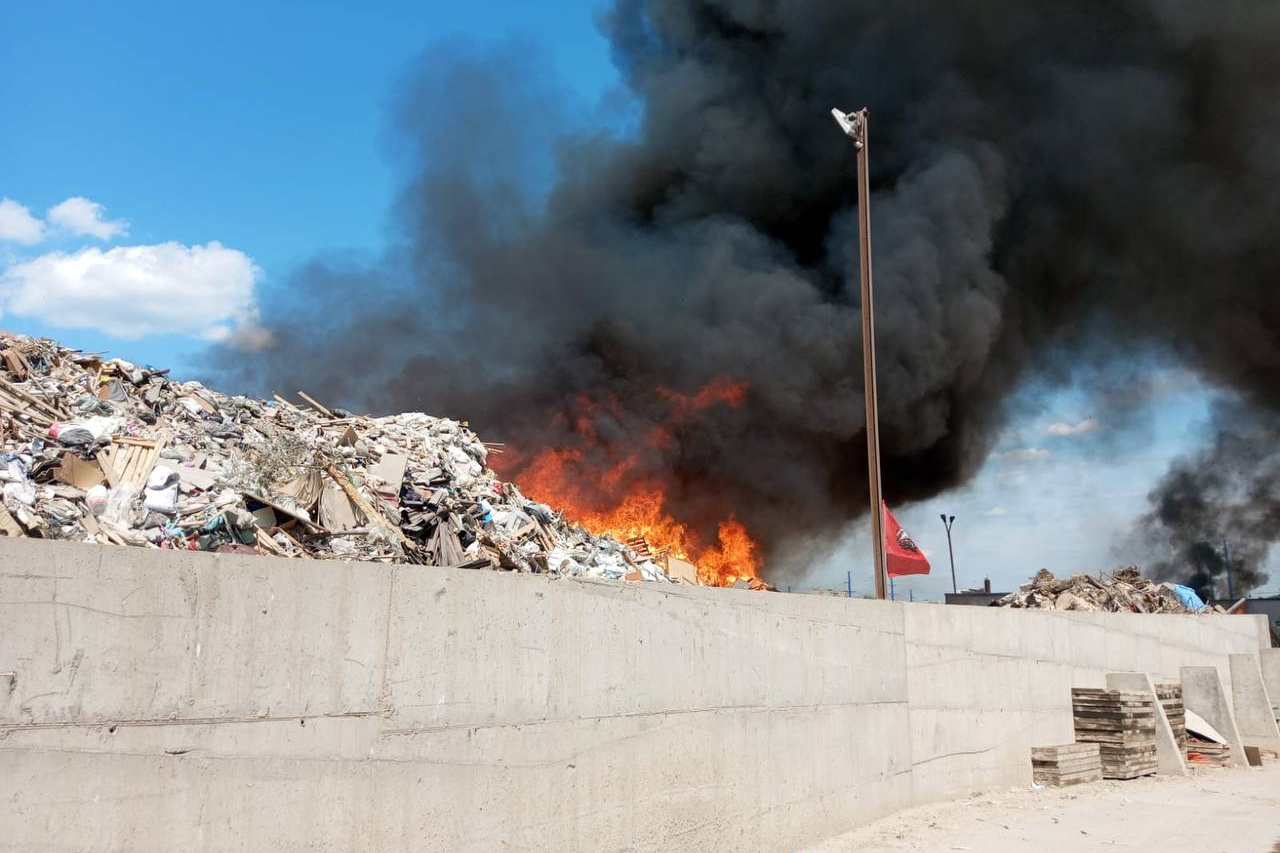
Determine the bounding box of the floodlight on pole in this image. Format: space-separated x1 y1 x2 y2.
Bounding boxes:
940 513 957 594
831 107 886 601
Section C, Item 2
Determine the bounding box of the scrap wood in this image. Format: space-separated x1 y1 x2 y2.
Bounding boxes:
98 435 166 488
0 348 29 380
254 527 290 557
79 511 106 542
296 391 334 419
324 463 413 552
273 524 309 554
0 375 62 420
95 519 130 547
0 387 51 424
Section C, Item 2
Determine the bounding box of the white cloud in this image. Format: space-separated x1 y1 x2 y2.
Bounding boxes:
0 241 267 345
983 506 1007 517
1046 418 1099 437
0 199 45 244
992 447 1052 463
47 196 128 240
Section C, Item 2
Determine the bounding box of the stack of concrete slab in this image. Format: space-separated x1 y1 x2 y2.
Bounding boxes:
1155 683 1187 752
1071 688 1158 779
1031 743 1103 787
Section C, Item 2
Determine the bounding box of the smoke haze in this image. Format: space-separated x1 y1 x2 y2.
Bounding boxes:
217 1 1280 588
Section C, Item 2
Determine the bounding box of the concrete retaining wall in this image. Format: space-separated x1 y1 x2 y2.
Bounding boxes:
0 539 1268 852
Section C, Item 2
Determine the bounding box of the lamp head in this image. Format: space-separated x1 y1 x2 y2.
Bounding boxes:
830 108 864 148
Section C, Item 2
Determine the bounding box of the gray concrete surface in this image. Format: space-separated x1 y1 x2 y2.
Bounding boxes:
1105 671 1187 776
1229 653 1280 753
0 538 1269 853
1182 665 1248 766
1260 648 1280 717
807 764 1280 853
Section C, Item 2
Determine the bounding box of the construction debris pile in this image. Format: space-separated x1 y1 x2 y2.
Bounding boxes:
993 567 1194 613
0 334 675 582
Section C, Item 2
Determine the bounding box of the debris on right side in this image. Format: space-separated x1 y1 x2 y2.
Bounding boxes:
992 566 1211 614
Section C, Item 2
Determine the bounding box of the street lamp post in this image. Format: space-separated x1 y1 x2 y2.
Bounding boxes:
940 514 957 594
831 106 887 601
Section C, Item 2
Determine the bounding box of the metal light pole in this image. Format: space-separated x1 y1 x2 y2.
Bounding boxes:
940 514 957 593
832 106 887 601
1223 538 1235 599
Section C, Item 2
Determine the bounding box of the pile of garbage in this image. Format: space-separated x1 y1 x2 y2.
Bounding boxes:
0 333 674 583
992 567 1199 613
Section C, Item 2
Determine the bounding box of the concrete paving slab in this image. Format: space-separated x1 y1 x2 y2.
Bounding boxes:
1228 652 1280 753
1104 671 1187 776
1180 665 1247 766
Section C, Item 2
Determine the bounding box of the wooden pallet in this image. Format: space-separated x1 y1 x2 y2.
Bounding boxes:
98 435 167 488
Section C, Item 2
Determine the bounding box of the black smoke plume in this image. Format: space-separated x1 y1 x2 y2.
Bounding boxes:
1142 403 1278 600
216 1 1280 585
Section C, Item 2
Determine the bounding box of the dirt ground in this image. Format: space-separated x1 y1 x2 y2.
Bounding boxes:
805 764 1280 853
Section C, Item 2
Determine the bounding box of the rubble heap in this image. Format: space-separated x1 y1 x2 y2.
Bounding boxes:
0 334 673 582
993 567 1192 613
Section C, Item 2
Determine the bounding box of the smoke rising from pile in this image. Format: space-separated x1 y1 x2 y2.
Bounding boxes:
219 1 1280 586
1142 403 1279 601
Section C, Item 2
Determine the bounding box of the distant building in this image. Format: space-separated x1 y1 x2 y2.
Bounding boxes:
944 577 1008 607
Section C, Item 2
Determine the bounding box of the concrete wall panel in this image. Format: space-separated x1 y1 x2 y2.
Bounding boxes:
0 538 1268 853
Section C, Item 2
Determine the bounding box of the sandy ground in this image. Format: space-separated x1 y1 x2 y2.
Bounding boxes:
804 764 1280 853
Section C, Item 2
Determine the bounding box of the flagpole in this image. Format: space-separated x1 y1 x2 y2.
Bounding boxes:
832 107 887 600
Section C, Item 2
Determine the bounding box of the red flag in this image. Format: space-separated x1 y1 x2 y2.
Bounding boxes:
883 502 931 578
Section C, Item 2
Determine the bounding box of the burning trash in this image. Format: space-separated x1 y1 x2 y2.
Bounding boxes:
0 332 762 585
491 378 769 587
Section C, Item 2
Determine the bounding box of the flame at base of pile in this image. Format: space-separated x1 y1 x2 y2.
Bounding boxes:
552 484 762 587
494 377 767 588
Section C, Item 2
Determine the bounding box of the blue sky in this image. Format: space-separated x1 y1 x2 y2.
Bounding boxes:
0 0 617 366
2 2 1269 598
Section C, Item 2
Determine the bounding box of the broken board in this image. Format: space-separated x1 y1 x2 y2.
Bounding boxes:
98 436 165 488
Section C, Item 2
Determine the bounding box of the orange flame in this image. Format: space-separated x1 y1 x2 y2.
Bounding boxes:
499 378 763 586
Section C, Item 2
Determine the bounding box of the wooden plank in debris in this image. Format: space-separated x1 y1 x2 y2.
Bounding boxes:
254 528 291 557
338 425 360 446
0 349 28 380
79 511 106 542
297 391 334 419
626 535 653 559
324 463 414 551
280 529 309 555
0 376 62 420
98 435 167 489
